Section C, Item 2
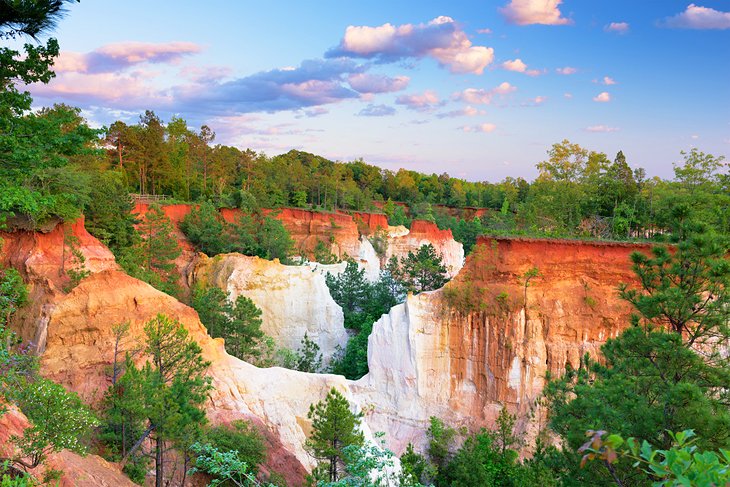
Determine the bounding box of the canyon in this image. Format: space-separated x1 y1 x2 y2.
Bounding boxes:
0 208 650 485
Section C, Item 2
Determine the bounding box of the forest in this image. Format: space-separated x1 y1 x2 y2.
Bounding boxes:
1 1 729 487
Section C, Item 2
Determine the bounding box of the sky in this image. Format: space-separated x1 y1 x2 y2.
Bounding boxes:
25 0 730 182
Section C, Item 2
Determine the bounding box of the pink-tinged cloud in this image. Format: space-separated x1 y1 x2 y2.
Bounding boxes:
499 0 572 26
395 90 442 111
31 71 172 108
462 123 497 133
564 92 573 99
556 66 577 75
502 58 542 76
454 82 517 105
586 125 620 133
603 76 617 85
328 16 495 74
605 22 630 33
593 92 611 102
663 4 730 29
53 41 202 73
348 73 410 94
436 105 484 118
477 28 493 34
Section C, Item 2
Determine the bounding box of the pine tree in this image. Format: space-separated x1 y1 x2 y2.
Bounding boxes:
305 387 364 482
399 244 448 293
117 315 211 487
137 204 181 292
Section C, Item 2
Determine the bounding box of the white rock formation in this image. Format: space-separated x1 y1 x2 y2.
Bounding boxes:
193 254 348 364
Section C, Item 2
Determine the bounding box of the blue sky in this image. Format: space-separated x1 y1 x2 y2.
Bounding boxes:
28 0 730 181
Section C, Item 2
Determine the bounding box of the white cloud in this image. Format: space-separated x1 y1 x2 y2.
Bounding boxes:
602 76 617 85
395 90 442 111
477 28 493 34
436 105 484 118
499 0 572 26
462 123 497 133
502 58 527 72
663 4 730 29
593 92 611 102
348 73 410 93
556 66 577 75
330 16 495 74
453 82 517 105
586 125 620 132
564 92 573 99
501 58 543 76
605 22 630 33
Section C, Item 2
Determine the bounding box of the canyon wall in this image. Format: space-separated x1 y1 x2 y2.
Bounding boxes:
2 217 654 483
352 236 649 454
191 253 349 364
132 203 463 279
1 221 368 483
0 407 135 487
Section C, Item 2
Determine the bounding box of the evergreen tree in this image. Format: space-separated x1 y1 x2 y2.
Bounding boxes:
398 244 448 293
544 224 730 485
224 295 265 360
117 315 212 487
305 387 364 483
295 332 322 373
180 201 227 256
136 204 181 294
192 286 267 362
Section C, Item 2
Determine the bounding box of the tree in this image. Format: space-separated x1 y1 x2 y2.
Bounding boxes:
578 429 730 487
398 244 448 293
192 286 266 362
119 315 211 487
201 420 266 478
188 442 261 487
294 333 322 373
6 378 97 470
136 204 181 294
325 261 369 325
544 225 730 485
0 0 78 39
180 202 227 256
618 222 729 347
305 387 364 483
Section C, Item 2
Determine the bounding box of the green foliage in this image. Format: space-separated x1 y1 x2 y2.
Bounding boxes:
83 171 138 253
189 442 263 487
314 240 339 264
192 286 267 362
7 378 98 469
426 417 457 471
618 223 729 345
579 429 730 487
295 332 323 373
179 201 227 255
395 244 448 294
203 420 266 477
106 314 212 486
306 388 365 483
319 432 420 487
325 261 404 379
544 225 730 485
120 204 181 297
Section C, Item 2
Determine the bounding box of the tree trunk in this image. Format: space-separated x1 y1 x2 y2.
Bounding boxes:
155 436 164 487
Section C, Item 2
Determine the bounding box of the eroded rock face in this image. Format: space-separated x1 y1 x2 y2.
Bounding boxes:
0 216 118 288
191 253 349 364
385 220 464 278
26 269 361 482
352 236 648 454
0 407 135 487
